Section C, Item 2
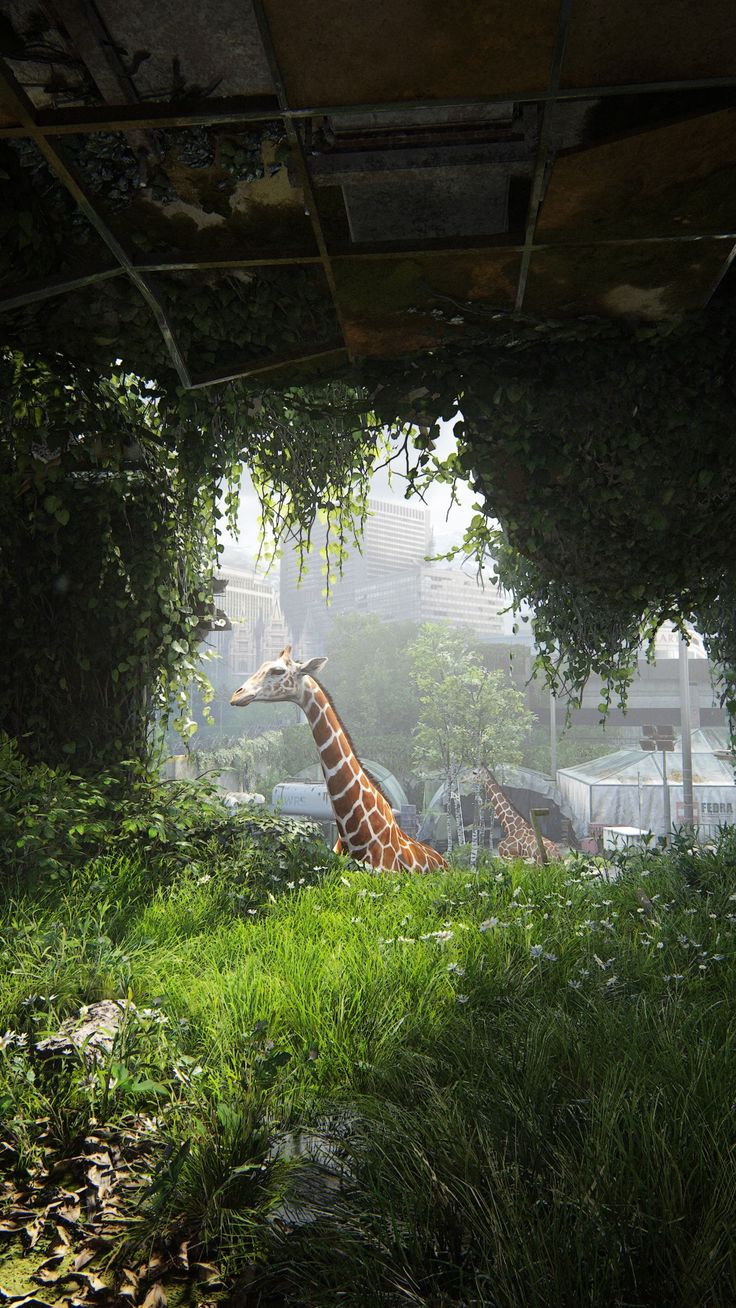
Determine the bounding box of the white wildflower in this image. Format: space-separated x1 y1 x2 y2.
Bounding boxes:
530 944 544 959
479 918 499 932
447 963 465 976
456 994 469 1004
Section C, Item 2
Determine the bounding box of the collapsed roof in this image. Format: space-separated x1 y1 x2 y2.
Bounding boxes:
1 0 735 386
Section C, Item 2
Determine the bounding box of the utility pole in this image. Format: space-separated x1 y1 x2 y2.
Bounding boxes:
640 724 676 845
678 635 694 830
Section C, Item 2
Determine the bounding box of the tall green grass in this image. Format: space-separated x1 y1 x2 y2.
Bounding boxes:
2 839 736 1305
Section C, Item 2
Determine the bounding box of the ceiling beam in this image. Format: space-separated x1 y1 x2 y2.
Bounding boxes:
0 57 192 386
514 0 574 313
704 241 736 306
2 77 734 139
2 230 733 318
0 265 121 312
252 0 353 361
188 342 348 388
0 94 280 138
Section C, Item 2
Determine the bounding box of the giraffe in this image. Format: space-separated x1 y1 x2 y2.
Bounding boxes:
230 646 447 873
476 764 561 864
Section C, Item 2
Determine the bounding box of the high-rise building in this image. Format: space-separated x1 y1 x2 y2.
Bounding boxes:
211 563 287 680
280 497 432 648
354 565 506 640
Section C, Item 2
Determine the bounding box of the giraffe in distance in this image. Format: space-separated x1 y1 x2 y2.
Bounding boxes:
477 764 561 864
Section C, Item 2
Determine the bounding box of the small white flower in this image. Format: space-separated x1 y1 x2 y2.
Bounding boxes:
567 980 582 991
196 874 211 885
479 918 499 932
605 976 618 988
543 952 558 963
286 881 295 890
530 944 544 959
447 963 465 976
656 941 664 949
456 994 469 1004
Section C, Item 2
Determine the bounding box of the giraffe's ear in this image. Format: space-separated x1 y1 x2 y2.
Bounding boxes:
298 656 328 678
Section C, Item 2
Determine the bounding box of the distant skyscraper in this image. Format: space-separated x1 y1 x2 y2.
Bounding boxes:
280 497 431 649
354 565 506 640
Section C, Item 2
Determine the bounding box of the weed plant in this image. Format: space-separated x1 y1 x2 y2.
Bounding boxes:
2 750 736 1305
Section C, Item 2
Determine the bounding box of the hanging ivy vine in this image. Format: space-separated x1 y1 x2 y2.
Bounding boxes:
0 351 220 768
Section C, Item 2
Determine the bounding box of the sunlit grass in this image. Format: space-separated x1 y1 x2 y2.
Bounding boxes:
2 843 736 1304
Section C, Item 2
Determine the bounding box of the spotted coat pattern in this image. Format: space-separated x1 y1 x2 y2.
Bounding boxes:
478 764 561 864
231 647 446 873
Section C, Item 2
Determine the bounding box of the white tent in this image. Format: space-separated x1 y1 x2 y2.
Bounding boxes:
557 728 735 839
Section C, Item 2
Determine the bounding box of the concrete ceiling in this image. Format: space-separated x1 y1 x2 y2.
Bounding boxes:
0 0 735 384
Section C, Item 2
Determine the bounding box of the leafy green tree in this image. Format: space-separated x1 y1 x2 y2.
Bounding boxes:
320 614 421 785
408 624 534 776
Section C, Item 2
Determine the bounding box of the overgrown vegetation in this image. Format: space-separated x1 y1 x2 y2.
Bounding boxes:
2 753 736 1306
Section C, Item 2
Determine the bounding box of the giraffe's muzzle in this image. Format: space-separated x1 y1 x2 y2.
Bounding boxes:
230 687 256 707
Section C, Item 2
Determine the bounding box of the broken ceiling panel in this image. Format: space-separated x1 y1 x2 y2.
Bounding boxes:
524 240 733 318
93 0 274 100
305 101 538 246
562 0 736 89
538 108 736 242
262 0 561 108
1 0 98 108
333 251 520 356
62 125 317 261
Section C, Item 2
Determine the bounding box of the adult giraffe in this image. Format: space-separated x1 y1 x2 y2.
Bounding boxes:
477 764 561 864
230 646 446 872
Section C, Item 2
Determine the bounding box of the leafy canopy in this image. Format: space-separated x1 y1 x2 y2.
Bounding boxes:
408 623 534 774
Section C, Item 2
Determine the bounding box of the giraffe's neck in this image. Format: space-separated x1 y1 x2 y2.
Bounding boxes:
299 679 395 848
480 767 529 839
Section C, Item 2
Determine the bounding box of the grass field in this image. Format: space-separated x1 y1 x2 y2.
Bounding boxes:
2 769 736 1306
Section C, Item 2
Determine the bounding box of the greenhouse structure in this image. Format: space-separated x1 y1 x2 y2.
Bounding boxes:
557 729 736 841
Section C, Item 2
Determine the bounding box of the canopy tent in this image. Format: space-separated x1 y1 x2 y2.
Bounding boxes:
557 729 735 839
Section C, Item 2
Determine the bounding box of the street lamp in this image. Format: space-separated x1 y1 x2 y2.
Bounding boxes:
640 724 676 844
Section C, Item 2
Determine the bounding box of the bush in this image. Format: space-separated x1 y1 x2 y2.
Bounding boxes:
0 732 332 889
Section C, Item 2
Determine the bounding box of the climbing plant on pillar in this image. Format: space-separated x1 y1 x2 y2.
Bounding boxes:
0 350 218 769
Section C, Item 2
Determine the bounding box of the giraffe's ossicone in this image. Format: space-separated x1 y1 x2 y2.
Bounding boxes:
231 646 446 873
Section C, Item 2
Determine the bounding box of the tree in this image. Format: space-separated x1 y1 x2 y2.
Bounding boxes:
408 624 534 776
321 613 421 786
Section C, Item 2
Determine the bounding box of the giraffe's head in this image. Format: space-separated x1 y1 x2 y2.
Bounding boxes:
230 645 327 708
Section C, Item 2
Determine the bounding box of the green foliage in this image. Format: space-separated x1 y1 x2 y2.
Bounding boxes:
0 351 218 767
408 622 534 774
3 825 736 1303
322 614 422 783
413 306 736 719
190 722 317 795
0 734 331 890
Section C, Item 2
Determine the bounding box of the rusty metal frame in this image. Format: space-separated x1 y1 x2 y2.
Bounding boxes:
1 76 735 139
3 231 735 318
514 0 574 313
0 58 192 385
188 341 348 388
